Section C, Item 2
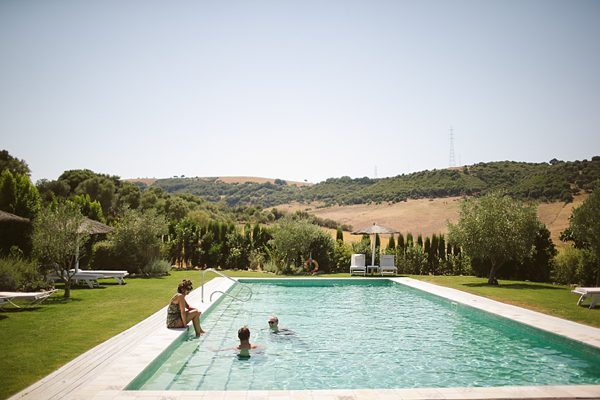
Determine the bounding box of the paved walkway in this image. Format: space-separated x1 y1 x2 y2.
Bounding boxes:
9 277 600 400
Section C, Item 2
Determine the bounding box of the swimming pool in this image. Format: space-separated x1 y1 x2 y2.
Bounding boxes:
128 279 600 391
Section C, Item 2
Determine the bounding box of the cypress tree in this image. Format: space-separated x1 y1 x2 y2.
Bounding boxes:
438 235 446 261
453 244 461 256
244 222 252 242
336 227 344 242
417 234 423 247
387 235 396 250
406 232 413 247
431 234 438 259
397 232 405 250
361 234 371 245
252 222 260 247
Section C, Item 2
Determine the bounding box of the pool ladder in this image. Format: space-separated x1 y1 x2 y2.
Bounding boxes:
201 268 252 303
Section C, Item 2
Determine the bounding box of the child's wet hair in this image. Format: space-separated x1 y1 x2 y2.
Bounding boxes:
238 326 250 340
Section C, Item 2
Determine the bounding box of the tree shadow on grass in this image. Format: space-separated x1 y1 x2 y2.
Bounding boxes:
0 306 44 314
44 296 82 305
127 275 169 280
463 282 564 290
53 283 107 291
97 281 126 286
0 296 82 317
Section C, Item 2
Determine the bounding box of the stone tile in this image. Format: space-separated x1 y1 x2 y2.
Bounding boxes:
390 389 422 399
268 396 291 400
289 395 312 400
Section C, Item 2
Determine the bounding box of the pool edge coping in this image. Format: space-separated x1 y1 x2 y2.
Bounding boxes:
8 277 600 400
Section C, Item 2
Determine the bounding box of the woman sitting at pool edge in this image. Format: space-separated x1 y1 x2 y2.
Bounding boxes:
166 279 205 336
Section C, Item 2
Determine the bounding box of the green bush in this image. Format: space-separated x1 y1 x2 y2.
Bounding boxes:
98 208 168 274
578 249 599 287
332 240 352 273
90 241 113 269
261 260 279 274
398 244 428 275
553 245 581 285
142 259 171 275
0 255 53 292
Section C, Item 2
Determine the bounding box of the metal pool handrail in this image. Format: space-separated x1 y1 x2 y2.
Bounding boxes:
201 268 252 303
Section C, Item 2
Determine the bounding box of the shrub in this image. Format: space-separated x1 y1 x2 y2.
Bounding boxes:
142 259 172 275
553 245 581 285
398 244 428 275
90 241 115 270
103 208 168 274
332 240 352 273
0 255 52 292
262 260 279 274
578 249 599 287
248 249 264 271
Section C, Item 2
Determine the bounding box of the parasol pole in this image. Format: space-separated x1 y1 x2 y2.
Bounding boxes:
371 234 376 266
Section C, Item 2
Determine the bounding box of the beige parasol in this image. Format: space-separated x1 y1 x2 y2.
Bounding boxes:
351 223 399 267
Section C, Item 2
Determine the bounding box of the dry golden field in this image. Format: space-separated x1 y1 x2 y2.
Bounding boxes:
125 176 312 187
275 195 589 250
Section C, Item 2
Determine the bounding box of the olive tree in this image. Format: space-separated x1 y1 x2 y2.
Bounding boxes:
447 191 541 284
568 185 600 286
269 218 334 273
104 208 169 273
32 203 89 298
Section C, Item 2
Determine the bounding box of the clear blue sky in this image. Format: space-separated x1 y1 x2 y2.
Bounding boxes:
1 0 599 184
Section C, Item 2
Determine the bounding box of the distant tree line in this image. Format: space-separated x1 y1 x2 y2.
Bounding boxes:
1 150 599 295
148 157 600 208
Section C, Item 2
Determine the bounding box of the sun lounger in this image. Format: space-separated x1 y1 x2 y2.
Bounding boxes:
350 254 367 276
70 269 129 284
0 289 58 309
47 272 103 289
380 254 397 276
572 287 600 309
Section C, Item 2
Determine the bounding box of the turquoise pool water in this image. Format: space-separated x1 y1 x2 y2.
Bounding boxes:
129 279 600 390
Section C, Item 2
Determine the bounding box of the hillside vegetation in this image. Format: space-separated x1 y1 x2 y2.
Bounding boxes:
144 157 600 208
276 195 587 250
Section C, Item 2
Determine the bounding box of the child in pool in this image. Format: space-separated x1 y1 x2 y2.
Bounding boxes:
236 326 258 358
208 326 261 358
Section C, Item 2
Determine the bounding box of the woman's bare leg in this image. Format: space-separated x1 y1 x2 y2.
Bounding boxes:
186 310 205 336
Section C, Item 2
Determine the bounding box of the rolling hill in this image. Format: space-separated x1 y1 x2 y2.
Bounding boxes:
128 157 600 208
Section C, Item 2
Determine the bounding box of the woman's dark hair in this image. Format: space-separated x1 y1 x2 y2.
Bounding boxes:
238 326 250 341
178 279 193 294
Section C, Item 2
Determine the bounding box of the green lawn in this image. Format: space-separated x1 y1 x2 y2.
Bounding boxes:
0 271 598 399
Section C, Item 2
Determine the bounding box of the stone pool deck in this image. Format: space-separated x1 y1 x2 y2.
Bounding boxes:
9 277 600 400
